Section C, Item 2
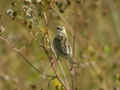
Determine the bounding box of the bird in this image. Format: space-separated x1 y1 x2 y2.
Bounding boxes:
53 26 76 65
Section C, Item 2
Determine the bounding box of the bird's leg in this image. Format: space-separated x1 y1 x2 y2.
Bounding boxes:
50 58 56 66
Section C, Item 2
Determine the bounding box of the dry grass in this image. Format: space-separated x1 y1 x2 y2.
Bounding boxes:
0 0 120 90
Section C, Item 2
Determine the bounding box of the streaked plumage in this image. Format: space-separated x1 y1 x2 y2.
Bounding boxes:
53 26 75 64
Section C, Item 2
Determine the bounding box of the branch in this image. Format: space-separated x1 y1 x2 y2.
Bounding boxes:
0 36 54 80
39 44 70 90
71 30 76 90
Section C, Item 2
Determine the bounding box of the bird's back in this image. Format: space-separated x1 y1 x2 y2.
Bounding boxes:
53 35 72 59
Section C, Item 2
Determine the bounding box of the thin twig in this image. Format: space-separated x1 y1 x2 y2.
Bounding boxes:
39 45 70 90
0 36 40 72
58 60 70 89
0 36 53 79
71 30 76 90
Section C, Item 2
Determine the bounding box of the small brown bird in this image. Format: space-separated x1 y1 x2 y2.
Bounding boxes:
53 26 76 64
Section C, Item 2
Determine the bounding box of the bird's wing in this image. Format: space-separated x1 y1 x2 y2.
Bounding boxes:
53 36 68 56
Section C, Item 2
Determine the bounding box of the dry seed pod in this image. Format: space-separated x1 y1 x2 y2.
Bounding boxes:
23 6 33 19
6 9 14 17
0 25 5 33
11 1 17 7
36 0 42 3
24 0 32 4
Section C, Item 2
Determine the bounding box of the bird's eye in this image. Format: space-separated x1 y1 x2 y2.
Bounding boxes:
56 26 63 31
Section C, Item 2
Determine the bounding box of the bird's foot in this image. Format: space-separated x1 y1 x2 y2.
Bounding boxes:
51 59 56 66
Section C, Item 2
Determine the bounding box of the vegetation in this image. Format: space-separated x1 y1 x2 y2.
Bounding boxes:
0 0 120 90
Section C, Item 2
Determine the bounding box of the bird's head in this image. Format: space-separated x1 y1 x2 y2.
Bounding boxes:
56 26 67 37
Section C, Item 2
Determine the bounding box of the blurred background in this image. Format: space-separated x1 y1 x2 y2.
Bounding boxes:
0 0 120 90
